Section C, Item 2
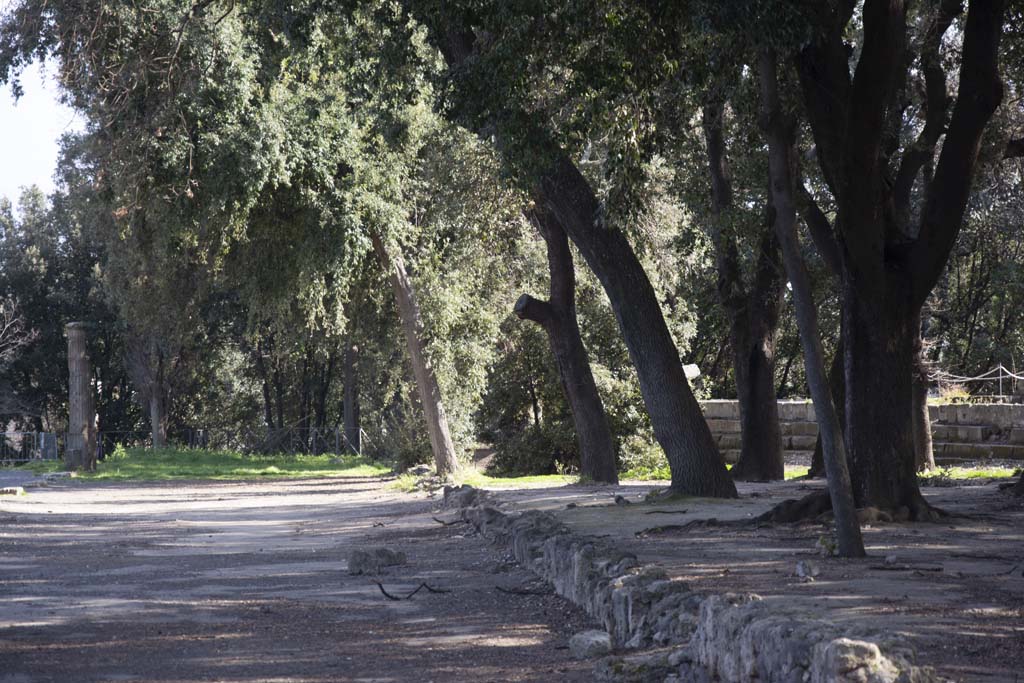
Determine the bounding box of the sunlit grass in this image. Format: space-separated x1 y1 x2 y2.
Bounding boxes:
70 446 390 481
621 463 811 481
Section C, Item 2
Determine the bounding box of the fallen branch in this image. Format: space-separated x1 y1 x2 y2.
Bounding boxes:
496 585 549 596
643 509 689 515
432 516 468 527
868 565 943 572
375 581 451 600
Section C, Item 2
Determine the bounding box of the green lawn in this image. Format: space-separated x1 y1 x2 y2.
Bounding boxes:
20 447 391 481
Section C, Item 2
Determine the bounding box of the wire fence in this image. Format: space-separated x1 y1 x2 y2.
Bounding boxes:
930 363 1024 398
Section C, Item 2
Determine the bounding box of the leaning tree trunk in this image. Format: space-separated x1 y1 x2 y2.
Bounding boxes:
703 100 785 482
372 232 458 477
514 209 618 484
810 337 845 478
911 312 935 472
343 341 361 455
537 156 736 498
430 28 734 498
759 48 864 557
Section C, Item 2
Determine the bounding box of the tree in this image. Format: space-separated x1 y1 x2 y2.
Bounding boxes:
410 8 737 498
701 97 785 481
758 46 864 556
791 0 1007 516
513 209 618 484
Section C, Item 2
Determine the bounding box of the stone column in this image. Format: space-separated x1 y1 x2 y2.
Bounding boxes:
66 322 96 471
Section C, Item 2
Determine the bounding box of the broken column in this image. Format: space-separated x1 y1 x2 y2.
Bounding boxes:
66 322 96 471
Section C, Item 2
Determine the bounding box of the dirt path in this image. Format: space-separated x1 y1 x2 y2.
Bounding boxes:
0 476 593 683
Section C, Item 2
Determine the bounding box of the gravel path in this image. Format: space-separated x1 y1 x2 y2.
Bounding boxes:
0 476 594 682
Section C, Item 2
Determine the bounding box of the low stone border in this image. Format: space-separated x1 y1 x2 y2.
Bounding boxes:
445 485 939 683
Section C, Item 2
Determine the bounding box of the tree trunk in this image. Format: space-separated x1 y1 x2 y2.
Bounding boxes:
372 232 458 477
759 48 864 556
149 392 165 448
703 100 785 482
844 290 934 518
255 342 276 429
810 337 845 478
343 341 361 455
315 353 335 432
729 236 785 482
912 312 935 472
537 155 735 497
514 210 618 484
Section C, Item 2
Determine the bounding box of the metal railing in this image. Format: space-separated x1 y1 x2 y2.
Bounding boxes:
0 432 59 465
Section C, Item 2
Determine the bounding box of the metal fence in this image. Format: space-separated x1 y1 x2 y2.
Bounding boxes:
1 426 368 466
0 432 59 464
184 427 364 455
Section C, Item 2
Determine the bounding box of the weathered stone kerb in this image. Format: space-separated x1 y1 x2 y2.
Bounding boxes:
446 485 938 683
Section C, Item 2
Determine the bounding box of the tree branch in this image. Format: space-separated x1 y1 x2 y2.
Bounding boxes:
795 183 842 276
514 294 555 327
892 0 962 224
911 0 1006 308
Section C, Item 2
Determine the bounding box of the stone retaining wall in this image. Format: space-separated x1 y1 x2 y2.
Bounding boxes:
446 486 935 682
701 399 1024 464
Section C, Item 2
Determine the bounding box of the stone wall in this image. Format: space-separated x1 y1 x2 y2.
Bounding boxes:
701 399 1024 465
447 486 935 682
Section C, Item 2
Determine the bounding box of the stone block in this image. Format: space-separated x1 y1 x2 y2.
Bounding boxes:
569 630 612 659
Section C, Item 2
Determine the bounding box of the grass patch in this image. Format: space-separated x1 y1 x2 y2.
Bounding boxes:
920 465 1018 484
389 469 576 493
16 460 65 475
458 470 576 489
75 446 390 481
621 463 811 481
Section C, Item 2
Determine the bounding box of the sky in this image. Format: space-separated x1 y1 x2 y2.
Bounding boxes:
0 61 84 205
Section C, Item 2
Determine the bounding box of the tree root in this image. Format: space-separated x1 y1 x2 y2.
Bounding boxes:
753 491 949 525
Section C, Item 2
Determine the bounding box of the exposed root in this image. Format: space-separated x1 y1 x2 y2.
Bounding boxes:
754 492 832 524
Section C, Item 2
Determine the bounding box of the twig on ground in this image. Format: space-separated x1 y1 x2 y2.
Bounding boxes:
643 509 689 515
868 565 943 572
496 585 549 596
375 581 451 600
432 516 468 527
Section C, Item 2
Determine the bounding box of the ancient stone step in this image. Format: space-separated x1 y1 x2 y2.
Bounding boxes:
932 442 1024 461
930 424 994 442
780 421 819 437
705 418 741 433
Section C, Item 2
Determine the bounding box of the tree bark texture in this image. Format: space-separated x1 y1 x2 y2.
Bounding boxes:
912 313 935 472
514 209 618 484
372 232 458 477
703 101 785 482
810 338 845 478
65 322 96 472
759 48 865 556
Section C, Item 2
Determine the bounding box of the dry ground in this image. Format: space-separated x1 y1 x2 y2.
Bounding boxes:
0 476 594 683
